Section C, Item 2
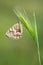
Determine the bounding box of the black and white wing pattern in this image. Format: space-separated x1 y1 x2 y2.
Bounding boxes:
6 23 23 39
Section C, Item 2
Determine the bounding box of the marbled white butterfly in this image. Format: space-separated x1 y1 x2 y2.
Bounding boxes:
6 22 23 39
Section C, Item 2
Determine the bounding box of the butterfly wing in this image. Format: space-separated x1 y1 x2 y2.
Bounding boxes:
6 23 23 39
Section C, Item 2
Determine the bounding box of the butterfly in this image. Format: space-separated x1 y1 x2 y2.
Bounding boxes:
6 22 23 39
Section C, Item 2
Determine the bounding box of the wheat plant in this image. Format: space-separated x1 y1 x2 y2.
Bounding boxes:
13 8 41 65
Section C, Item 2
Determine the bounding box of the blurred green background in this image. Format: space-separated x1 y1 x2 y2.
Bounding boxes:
0 0 43 65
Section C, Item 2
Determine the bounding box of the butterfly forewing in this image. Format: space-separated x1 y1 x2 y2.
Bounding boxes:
6 23 23 39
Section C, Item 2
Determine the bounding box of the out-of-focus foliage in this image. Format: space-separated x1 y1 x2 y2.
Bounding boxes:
0 0 43 65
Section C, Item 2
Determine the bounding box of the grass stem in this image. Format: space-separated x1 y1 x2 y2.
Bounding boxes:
34 13 41 65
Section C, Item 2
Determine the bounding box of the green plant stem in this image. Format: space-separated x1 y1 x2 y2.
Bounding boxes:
36 36 41 65
35 26 41 65
34 13 41 65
